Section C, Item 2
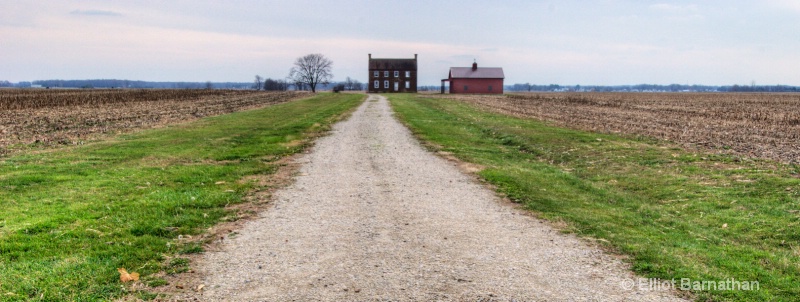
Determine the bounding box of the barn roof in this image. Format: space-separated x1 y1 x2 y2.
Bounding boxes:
369 58 417 70
449 67 505 79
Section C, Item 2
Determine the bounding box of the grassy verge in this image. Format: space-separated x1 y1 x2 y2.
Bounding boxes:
0 93 364 301
388 94 800 301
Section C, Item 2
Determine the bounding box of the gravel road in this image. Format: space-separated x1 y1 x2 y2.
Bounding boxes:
186 95 686 301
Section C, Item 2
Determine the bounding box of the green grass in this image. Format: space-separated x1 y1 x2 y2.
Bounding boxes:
0 93 364 301
388 94 800 302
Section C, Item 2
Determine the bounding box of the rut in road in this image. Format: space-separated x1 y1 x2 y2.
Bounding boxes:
184 95 686 301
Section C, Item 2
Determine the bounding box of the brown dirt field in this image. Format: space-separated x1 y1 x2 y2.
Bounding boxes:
437 92 800 164
0 89 310 156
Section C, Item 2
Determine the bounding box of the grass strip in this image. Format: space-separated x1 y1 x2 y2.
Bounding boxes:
389 94 800 302
0 93 363 301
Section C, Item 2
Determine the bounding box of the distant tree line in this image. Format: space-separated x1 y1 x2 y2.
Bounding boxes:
6 78 797 93
252 75 363 92
722 85 800 92
506 83 800 93
264 78 290 91
342 77 364 91
319 78 364 92
250 76 292 91
3 79 252 89
418 85 440 92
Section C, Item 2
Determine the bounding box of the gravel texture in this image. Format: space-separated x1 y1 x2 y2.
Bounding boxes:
186 95 686 301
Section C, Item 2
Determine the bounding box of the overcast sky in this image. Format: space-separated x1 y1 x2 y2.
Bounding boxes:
2 1 799 86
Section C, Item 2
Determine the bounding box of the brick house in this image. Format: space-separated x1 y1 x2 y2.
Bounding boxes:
368 54 417 93
442 61 504 94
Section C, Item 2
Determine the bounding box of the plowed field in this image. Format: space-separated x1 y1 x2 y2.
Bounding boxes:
442 93 800 164
0 89 309 155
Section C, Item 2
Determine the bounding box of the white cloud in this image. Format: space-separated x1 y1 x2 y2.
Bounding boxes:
69 9 122 17
649 3 699 13
766 0 800 13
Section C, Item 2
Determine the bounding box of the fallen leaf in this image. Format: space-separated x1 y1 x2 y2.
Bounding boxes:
215 181 226 185
196 284 205 291
118 268 140 283
722 223 728 229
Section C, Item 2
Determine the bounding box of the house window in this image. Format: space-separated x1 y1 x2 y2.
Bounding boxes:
464 85 468 91
394 71 399 77
405 71 410 77
384 80 389 88
384 71 389 77
394 82 399 91
488 85 493 91
405 81 410 89
374 80 379 88
374 71 379 77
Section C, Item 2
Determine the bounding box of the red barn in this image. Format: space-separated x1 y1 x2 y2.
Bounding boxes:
442 61 504 94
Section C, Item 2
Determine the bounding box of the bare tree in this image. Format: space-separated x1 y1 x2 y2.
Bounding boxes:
288 53 332 93
253 75 263 90
344 77 354 91
342 77 364 91
352 79 363 91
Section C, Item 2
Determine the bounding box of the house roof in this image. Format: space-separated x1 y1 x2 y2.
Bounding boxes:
369 58 417 70
449 67 505 79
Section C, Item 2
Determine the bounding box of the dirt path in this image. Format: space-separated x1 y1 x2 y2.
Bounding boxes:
182 95 685 301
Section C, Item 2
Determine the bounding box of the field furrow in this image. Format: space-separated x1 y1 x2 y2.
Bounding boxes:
0 89 310 155
440 93 800 164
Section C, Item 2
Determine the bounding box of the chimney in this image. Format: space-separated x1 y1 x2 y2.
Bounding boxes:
414 54 418 60
369 53 372 59
472 60 478 71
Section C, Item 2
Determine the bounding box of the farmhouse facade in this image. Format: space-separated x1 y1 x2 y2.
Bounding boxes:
442 61 504 94
368 54 417 93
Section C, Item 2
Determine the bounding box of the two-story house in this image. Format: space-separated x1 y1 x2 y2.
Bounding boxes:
368 54 417 93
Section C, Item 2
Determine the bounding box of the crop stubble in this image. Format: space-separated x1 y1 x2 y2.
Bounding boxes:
0 89 309 155
442 93 800 164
